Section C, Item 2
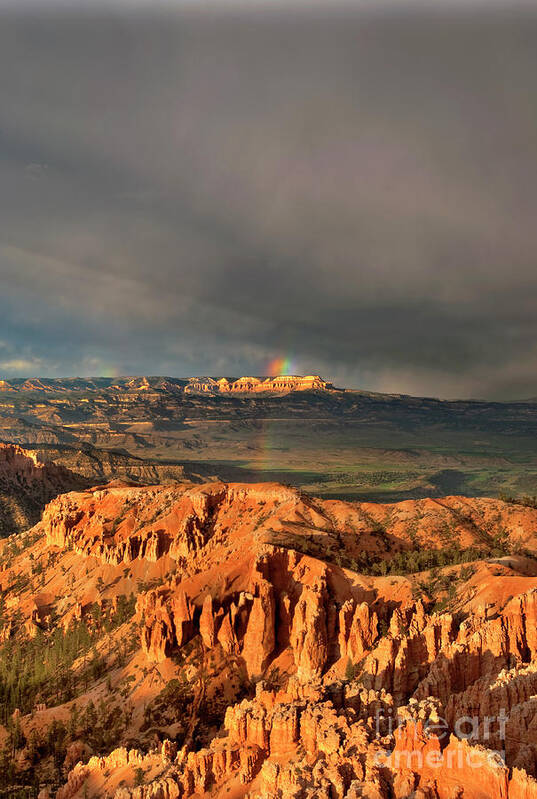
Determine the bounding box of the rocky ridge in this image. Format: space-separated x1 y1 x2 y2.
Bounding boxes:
0 441 201 538
184 375 334 394
0 375 334 395
0 441 85 537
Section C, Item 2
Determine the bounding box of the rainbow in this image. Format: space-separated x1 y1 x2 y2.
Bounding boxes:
266 356 294 376
254 356 296 473
101 365 121 379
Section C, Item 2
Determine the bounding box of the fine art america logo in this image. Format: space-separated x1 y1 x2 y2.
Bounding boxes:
373 705 509 770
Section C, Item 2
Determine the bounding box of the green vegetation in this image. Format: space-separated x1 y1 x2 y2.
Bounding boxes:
142 676 193 737
344 657 361 681
421 565 476 612
498 492 537 509
134 768 145 787
0 696 134 792
0 594 138 792
335 536 535 578
0 595 136 723
0 623 93 722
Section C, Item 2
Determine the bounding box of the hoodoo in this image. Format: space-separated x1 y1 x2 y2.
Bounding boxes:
2 481 537 797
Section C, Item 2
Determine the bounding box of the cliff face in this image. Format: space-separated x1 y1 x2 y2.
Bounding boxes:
0 374 334 394
0 441 84 536
38 481 537 570
184 374 334 393
31 443 192 487
1 482 537 799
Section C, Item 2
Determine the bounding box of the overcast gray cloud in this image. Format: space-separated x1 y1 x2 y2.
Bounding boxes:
0 3 536 398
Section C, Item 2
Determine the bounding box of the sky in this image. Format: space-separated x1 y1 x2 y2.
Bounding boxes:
0 2 536 399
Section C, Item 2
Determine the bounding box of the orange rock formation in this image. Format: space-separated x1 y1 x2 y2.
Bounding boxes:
184 374 333 393
1 481 537 798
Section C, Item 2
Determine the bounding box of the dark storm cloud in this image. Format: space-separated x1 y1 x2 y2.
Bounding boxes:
0 3 536 398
